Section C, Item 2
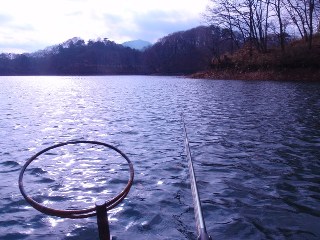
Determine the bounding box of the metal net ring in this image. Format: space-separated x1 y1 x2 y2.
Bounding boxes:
18 140 134 219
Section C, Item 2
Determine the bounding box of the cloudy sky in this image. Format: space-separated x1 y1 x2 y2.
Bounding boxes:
0 0 209 53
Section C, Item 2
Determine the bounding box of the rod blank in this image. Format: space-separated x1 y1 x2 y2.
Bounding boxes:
182 116 212 240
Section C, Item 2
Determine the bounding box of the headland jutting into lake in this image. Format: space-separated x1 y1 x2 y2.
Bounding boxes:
190 34 320 81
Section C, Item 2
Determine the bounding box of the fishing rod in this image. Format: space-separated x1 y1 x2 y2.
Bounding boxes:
182 115 212 240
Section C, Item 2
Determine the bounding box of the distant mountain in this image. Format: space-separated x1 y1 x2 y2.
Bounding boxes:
122 40 152 51
0 25 241 76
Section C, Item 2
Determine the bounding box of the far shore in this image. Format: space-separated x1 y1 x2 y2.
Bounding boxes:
189 69 320 82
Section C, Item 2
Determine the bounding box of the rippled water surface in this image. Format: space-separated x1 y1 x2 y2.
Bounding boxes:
0 76 319 240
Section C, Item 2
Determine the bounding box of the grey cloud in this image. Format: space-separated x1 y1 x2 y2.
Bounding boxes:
11 24 35 31
103 13 124 25
0 13 34 31
65 0 88 2
0 40 48 53
132 10 201 42
66 11 83 17
0 14 13 24
101 10 201 43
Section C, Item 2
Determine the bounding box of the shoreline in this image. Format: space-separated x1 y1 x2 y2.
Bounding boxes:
190 69 320 82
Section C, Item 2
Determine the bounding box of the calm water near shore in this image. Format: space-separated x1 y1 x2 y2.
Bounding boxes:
0 76 319 239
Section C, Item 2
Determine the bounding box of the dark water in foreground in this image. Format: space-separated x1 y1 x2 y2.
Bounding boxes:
0 76 319 240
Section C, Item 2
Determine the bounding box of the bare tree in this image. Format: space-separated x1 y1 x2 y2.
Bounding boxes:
285 0 317 48
269 0 286 51
309 0 315 48
317 0 320 32
205 0 319 52
204 0 245 44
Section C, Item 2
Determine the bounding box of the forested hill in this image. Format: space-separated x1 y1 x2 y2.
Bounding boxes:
0 38 144 75
143 25 236 74
1 24 318 77
0 26 234 76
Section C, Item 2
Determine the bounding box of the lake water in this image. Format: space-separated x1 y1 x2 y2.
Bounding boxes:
0 76 319 240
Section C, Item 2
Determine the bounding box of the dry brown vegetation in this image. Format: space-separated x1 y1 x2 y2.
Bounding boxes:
191 35 320 81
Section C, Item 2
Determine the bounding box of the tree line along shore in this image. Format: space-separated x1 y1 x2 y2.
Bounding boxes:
1 27 319 81
1 0 320 81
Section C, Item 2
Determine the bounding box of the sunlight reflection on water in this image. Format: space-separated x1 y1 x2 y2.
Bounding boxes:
0 76 319 240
